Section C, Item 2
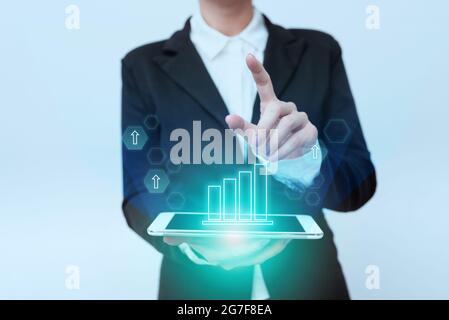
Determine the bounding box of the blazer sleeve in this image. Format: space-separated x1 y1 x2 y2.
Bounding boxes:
121 58 192 264
318 39 377 212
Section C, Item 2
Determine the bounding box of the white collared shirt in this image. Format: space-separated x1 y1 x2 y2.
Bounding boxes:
190 8 267 124
182 8 323 300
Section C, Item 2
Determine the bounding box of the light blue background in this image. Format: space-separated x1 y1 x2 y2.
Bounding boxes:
1 0 448 299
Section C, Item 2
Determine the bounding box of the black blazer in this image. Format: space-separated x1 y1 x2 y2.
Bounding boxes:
121 17 376 300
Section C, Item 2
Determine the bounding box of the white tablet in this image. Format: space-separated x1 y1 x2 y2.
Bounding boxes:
147 212 323 239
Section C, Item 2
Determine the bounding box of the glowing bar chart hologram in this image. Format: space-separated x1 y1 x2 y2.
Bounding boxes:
204 163 272 225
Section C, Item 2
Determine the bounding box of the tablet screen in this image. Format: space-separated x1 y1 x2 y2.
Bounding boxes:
166 214 305 233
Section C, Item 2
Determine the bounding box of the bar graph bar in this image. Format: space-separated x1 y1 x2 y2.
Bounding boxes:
254 163 268 221
204 163 272 225
238 171 252 221
207 185 221 221
223 178 237 220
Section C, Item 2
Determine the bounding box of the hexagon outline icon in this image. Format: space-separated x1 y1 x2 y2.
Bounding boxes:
122 126 148 150
144 169 169 194
323 119 351 144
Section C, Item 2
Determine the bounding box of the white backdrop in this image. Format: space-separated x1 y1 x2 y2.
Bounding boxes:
0 0 448 299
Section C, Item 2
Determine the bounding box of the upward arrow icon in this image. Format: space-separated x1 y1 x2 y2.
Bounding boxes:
152 174 160 189
311 144 320 160
130 130 140 145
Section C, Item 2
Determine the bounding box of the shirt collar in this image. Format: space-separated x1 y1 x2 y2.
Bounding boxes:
190 8 267 61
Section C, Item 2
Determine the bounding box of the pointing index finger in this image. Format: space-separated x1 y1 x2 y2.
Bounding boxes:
246 54 277 106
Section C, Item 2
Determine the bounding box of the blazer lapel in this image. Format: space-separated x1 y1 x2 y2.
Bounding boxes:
153 20 229 129
251 17 307 124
